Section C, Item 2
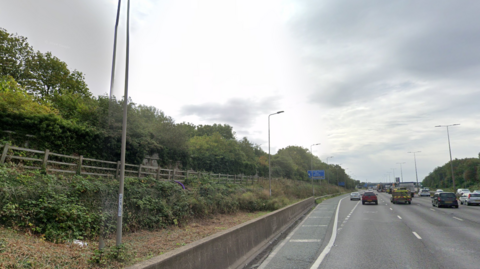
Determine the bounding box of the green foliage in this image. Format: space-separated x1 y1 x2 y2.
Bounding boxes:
423 158 480 188
89 243 135 265
0 28 90 99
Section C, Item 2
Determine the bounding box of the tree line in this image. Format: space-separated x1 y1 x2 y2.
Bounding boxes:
0 28 358 187
422 155 480 189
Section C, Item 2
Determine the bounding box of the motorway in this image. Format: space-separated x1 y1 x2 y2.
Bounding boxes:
256 191 480 269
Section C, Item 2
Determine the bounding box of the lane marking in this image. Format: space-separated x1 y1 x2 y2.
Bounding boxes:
310 217 331 219
302 225 328 227
390 208 393 210
430 209 435 211
310 197 348 269
453 217 463 221
290 239 321 243
412 232 422 239
258 196 345 269
397 215 402 219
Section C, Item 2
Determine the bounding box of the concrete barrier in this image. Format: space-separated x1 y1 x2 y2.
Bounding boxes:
126 197 316 269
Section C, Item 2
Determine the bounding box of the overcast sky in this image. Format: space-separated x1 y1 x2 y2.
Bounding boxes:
2 0 479 183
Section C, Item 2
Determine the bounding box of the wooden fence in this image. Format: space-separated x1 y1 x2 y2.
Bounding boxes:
0 143 264 185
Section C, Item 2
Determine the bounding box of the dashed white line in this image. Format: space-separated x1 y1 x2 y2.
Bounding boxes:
397 215 402 219
430 209 435 211
412 232 422 239
390 208 393 210
453 217 463 221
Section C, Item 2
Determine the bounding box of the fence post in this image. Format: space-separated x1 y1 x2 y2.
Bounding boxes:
116 161 121 179
0 143 9 164
241 174 244 184
77 155 83 175
234 175 236 184
168 170 171 180
138 164 142 178
186 170 189 180
173 169 176 180
218 173 220 184
156 166 161 180
42 149 50 173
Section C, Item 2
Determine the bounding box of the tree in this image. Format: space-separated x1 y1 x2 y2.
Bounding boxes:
0 28 90 100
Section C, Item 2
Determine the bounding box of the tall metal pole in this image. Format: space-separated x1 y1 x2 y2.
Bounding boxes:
408 151 421 192
396 162 405 182
109 0 122 99
310 143 320 196
268 111 284 197
116 0 130 247
436 124 460 190
104 0 122 251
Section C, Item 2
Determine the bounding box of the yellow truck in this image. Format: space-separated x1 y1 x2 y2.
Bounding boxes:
391 189 412 204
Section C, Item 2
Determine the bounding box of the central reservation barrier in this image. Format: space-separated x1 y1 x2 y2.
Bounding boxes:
127 197 317 269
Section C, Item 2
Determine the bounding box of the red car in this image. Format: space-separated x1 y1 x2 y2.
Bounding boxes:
362 192 378 205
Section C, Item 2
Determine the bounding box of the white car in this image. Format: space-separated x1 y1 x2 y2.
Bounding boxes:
474 190 480 194
350 192 361 200
464 193 480 206
436 189 444 193
419 189 430 197
457 188 470 196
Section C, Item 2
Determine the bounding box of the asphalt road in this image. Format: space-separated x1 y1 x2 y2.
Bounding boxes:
256 191 480 269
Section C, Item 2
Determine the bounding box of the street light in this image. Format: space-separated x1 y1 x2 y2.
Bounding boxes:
435 124 460 190
310 143 321 196
326 156 334 184
268 111 284 197
112 0 131 248
408 151 421 192
396 162 405 182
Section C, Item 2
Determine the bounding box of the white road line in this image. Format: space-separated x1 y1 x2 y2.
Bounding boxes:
412 232 422 239
453 217 464 221
258 200 336 269
310 198 350 269
397 215 402 219
390 208 393 210
290 239 321 243
430 209 435 211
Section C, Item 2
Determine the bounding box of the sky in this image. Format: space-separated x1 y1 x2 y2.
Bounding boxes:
1 0 479 183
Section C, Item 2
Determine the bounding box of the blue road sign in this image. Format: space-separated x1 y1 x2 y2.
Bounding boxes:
338 182 346 186
307 170 325 179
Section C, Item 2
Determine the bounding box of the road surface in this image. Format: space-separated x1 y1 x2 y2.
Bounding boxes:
256 191 480 269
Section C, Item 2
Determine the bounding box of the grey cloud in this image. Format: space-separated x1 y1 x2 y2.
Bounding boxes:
288 0 480 108
180 96 282 128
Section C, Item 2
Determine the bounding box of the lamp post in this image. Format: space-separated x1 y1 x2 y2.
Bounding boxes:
310 143 321 196
326 156 333 184
408 151 421 192
113 0 130 248
396 162 405 182
435 124 460 190
268 111 284 197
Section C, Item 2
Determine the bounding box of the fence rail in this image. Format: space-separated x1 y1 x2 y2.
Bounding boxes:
0 143 265 185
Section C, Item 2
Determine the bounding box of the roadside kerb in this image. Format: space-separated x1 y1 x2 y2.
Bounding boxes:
126 197 317 269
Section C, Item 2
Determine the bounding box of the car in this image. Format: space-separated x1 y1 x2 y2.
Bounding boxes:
432 192 458 208
436 189 444 193
419 189 430 197
457 188 471 196
350 192 361 200
464 193 480 206
362 191 378 205
473 190 480 194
